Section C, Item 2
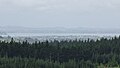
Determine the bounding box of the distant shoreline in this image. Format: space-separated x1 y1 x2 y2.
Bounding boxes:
1 33 120 37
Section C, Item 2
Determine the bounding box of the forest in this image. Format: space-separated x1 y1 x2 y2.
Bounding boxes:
0 37 120 68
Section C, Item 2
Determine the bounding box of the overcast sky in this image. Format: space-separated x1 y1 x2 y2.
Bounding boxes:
0 0 120 28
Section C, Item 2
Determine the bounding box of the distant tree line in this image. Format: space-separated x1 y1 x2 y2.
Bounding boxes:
0 37 120 68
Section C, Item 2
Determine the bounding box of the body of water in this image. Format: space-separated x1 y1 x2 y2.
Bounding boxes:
1 33 120 37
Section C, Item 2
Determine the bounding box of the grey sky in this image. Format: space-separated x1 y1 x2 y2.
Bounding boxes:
0 0 120 28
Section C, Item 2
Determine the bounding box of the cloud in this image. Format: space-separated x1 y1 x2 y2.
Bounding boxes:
0 0 120 12
0 0 120 28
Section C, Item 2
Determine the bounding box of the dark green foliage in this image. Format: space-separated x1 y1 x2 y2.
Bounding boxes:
0 56 96 68
0 36 120 67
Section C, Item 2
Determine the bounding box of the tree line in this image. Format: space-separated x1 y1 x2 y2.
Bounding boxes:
0 37 120 68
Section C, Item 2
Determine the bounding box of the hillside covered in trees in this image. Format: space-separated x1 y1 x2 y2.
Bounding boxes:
0 37 120 68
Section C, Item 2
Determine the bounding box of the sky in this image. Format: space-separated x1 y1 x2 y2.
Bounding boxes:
0 0 120 28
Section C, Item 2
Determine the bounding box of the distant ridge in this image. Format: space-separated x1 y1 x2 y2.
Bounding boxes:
0 32 7 35
0 26 120 34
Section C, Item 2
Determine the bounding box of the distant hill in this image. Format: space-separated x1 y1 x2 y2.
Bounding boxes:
0 32 7 35
0 26 120 33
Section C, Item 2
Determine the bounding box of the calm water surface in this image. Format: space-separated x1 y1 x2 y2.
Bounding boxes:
2 33 120 37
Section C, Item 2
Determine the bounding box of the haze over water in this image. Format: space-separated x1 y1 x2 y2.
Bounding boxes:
1 33 119 37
